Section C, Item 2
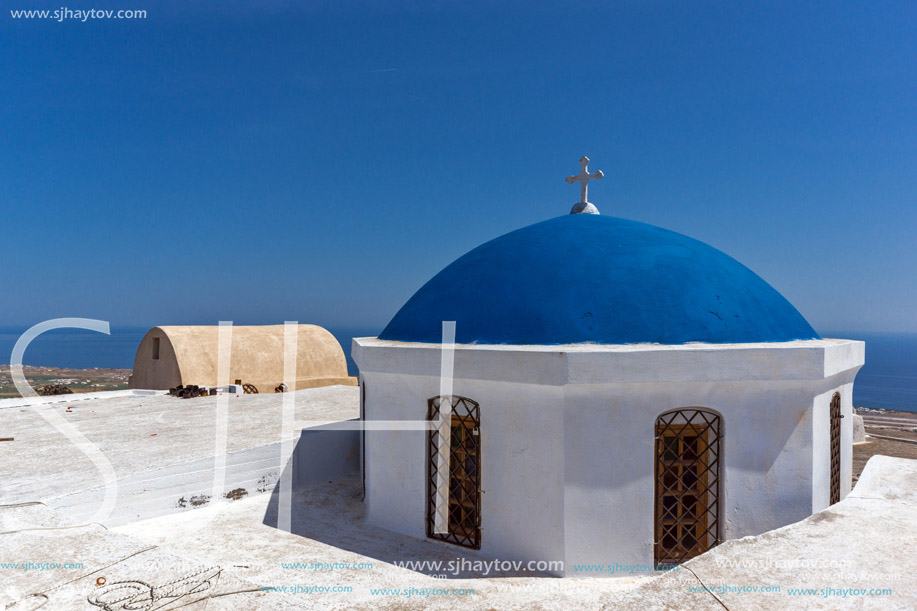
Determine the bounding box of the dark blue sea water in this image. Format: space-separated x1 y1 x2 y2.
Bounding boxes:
822 331 917 414
0 327 914 413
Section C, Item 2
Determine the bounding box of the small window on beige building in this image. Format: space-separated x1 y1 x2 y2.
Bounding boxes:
152 337 160 360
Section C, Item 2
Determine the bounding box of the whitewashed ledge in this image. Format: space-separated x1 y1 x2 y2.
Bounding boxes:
606 454 917 610
0 389 166 409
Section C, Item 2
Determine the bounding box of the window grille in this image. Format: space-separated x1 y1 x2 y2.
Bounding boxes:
427 395 481 549
655 409 721 567
830 393 842 504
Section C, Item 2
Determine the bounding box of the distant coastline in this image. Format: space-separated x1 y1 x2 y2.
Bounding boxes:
0 325 380 379
0 327 914 413
0 364 130 399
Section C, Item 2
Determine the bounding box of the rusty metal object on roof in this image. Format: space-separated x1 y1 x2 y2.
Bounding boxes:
168 384 208 399
37 384 73 396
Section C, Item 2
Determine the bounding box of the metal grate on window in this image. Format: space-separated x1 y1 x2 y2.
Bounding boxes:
655 409 721 568
427 395 481 550
829 393 842 504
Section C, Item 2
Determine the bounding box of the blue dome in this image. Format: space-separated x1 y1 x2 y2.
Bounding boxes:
380 214 819 345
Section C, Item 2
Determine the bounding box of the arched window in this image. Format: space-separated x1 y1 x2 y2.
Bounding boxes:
830 393 842 504
427 395 481 549
655 408 721 567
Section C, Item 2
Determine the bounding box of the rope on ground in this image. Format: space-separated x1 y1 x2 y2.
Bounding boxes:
3 546 158 610
174 586 265 610
87 565 222 611
38 546 159 597
0 522 109 535
681 563 730 611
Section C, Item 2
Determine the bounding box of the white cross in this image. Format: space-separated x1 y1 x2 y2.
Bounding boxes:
565 156 604 204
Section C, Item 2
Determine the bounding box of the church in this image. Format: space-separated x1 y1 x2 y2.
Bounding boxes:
352 158 864 576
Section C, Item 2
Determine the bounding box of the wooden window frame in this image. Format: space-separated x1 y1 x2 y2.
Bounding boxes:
829 393 842 504
426 396 481 550
654 408 722 568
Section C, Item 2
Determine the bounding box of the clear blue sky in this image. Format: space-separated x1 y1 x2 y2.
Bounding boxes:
2 1 915 333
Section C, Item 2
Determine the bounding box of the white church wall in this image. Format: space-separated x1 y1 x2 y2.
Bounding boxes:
562 379 820 575
354 337 864 576
811 379 857 512
715 381 816 537
467 379 566 566
362 371 566 566
562 383 657 575
840 382 854 499
811 386 830 511
362 371 429 540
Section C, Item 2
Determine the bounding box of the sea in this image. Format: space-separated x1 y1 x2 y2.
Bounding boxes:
0 326 914 413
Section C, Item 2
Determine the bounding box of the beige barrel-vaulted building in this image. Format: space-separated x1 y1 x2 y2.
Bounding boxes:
129 325 356 391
